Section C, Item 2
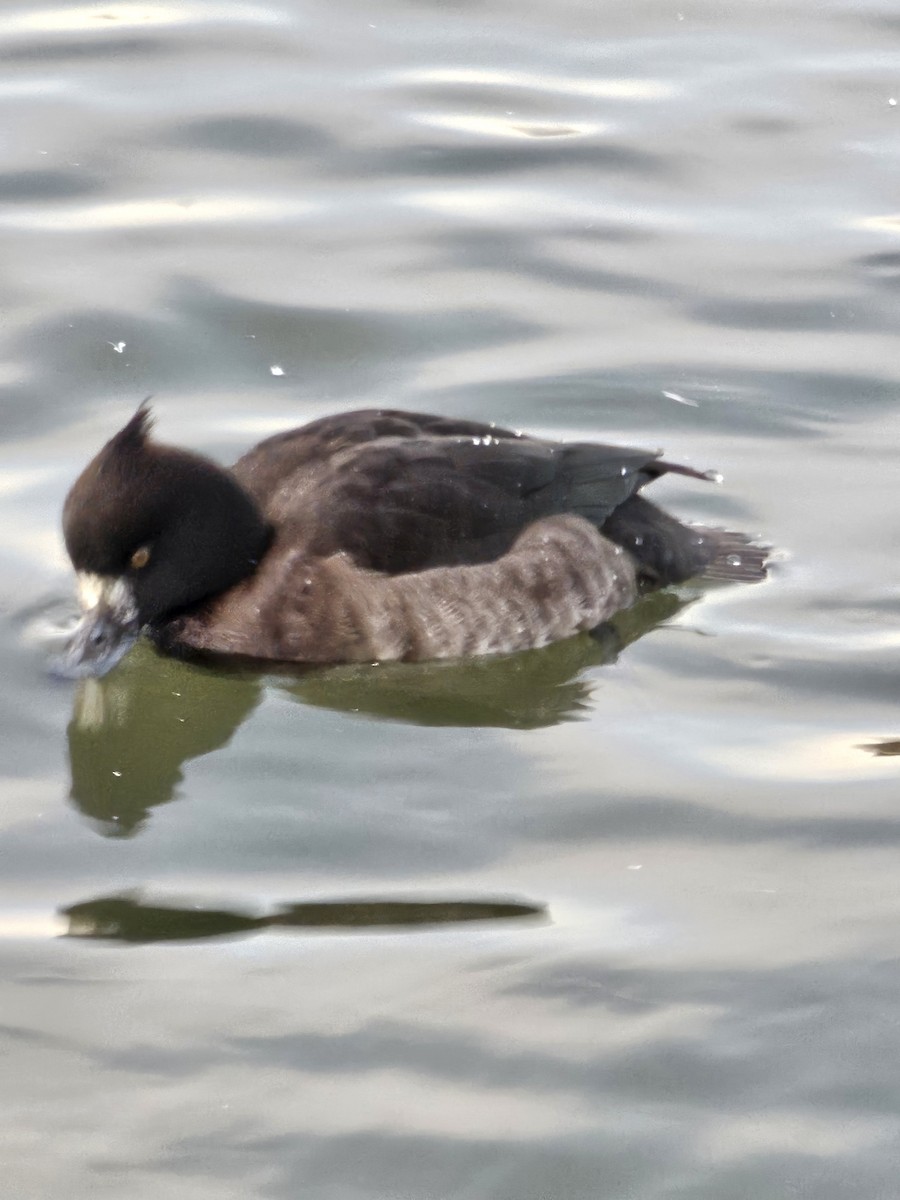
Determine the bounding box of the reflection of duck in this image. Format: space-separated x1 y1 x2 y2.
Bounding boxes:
278 588 688 728
60 891 546 943
60 405 766 677
66 589 686 836
858 739 900 757
67 645 260 836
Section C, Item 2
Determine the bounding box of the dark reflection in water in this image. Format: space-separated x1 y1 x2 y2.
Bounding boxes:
858 739 900 757
67 590 684 835
67 648 261 836
61 892 545 943
278 591 685 727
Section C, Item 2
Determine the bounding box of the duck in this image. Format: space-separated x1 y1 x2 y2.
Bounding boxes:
59 404 766 678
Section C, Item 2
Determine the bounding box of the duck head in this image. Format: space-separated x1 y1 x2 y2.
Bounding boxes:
60 405 270 677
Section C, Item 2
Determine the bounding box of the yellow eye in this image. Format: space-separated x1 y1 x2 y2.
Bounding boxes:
130 546 151 570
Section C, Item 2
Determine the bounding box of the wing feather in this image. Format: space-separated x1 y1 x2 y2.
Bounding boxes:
231 408 701 576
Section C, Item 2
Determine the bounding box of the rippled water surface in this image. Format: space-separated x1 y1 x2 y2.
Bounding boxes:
3 1 900 1196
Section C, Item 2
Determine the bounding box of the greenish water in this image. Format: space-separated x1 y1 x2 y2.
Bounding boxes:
3 1 900 1197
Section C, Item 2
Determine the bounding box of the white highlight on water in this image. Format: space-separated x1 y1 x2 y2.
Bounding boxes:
663 390 699 407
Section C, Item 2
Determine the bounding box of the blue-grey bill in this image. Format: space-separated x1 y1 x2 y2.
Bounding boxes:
53 570 142 680
54 607 140 678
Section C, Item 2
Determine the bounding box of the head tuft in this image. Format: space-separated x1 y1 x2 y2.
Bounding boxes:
112 400 154 451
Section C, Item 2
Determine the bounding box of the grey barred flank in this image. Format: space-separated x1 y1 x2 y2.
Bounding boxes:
370 516 637 661
171 515 640 664
162 509 765 666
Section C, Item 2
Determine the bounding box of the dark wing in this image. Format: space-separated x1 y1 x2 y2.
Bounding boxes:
232 408 716 577
289 439 678 574
233 408 527 498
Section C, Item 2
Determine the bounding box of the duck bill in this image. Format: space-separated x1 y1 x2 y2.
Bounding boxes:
57 574 140 679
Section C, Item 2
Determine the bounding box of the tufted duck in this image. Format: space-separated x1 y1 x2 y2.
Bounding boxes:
60 405 766 677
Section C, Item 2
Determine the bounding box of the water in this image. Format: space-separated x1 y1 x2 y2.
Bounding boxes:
3 1 900 1196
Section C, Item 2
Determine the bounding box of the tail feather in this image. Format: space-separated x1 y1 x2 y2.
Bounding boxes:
601 495 769 586
647 457 723 485
693 527 769 582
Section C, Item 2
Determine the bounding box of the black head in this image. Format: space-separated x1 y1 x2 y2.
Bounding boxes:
60 405 270 675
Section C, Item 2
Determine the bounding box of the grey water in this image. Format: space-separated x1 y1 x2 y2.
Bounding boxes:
2 1 900 1196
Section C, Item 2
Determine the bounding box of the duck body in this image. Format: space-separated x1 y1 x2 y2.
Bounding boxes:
61 406 765 677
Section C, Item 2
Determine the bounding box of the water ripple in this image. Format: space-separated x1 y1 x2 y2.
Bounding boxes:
399 66 674 102
0 193 315 231
2 1 283 36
